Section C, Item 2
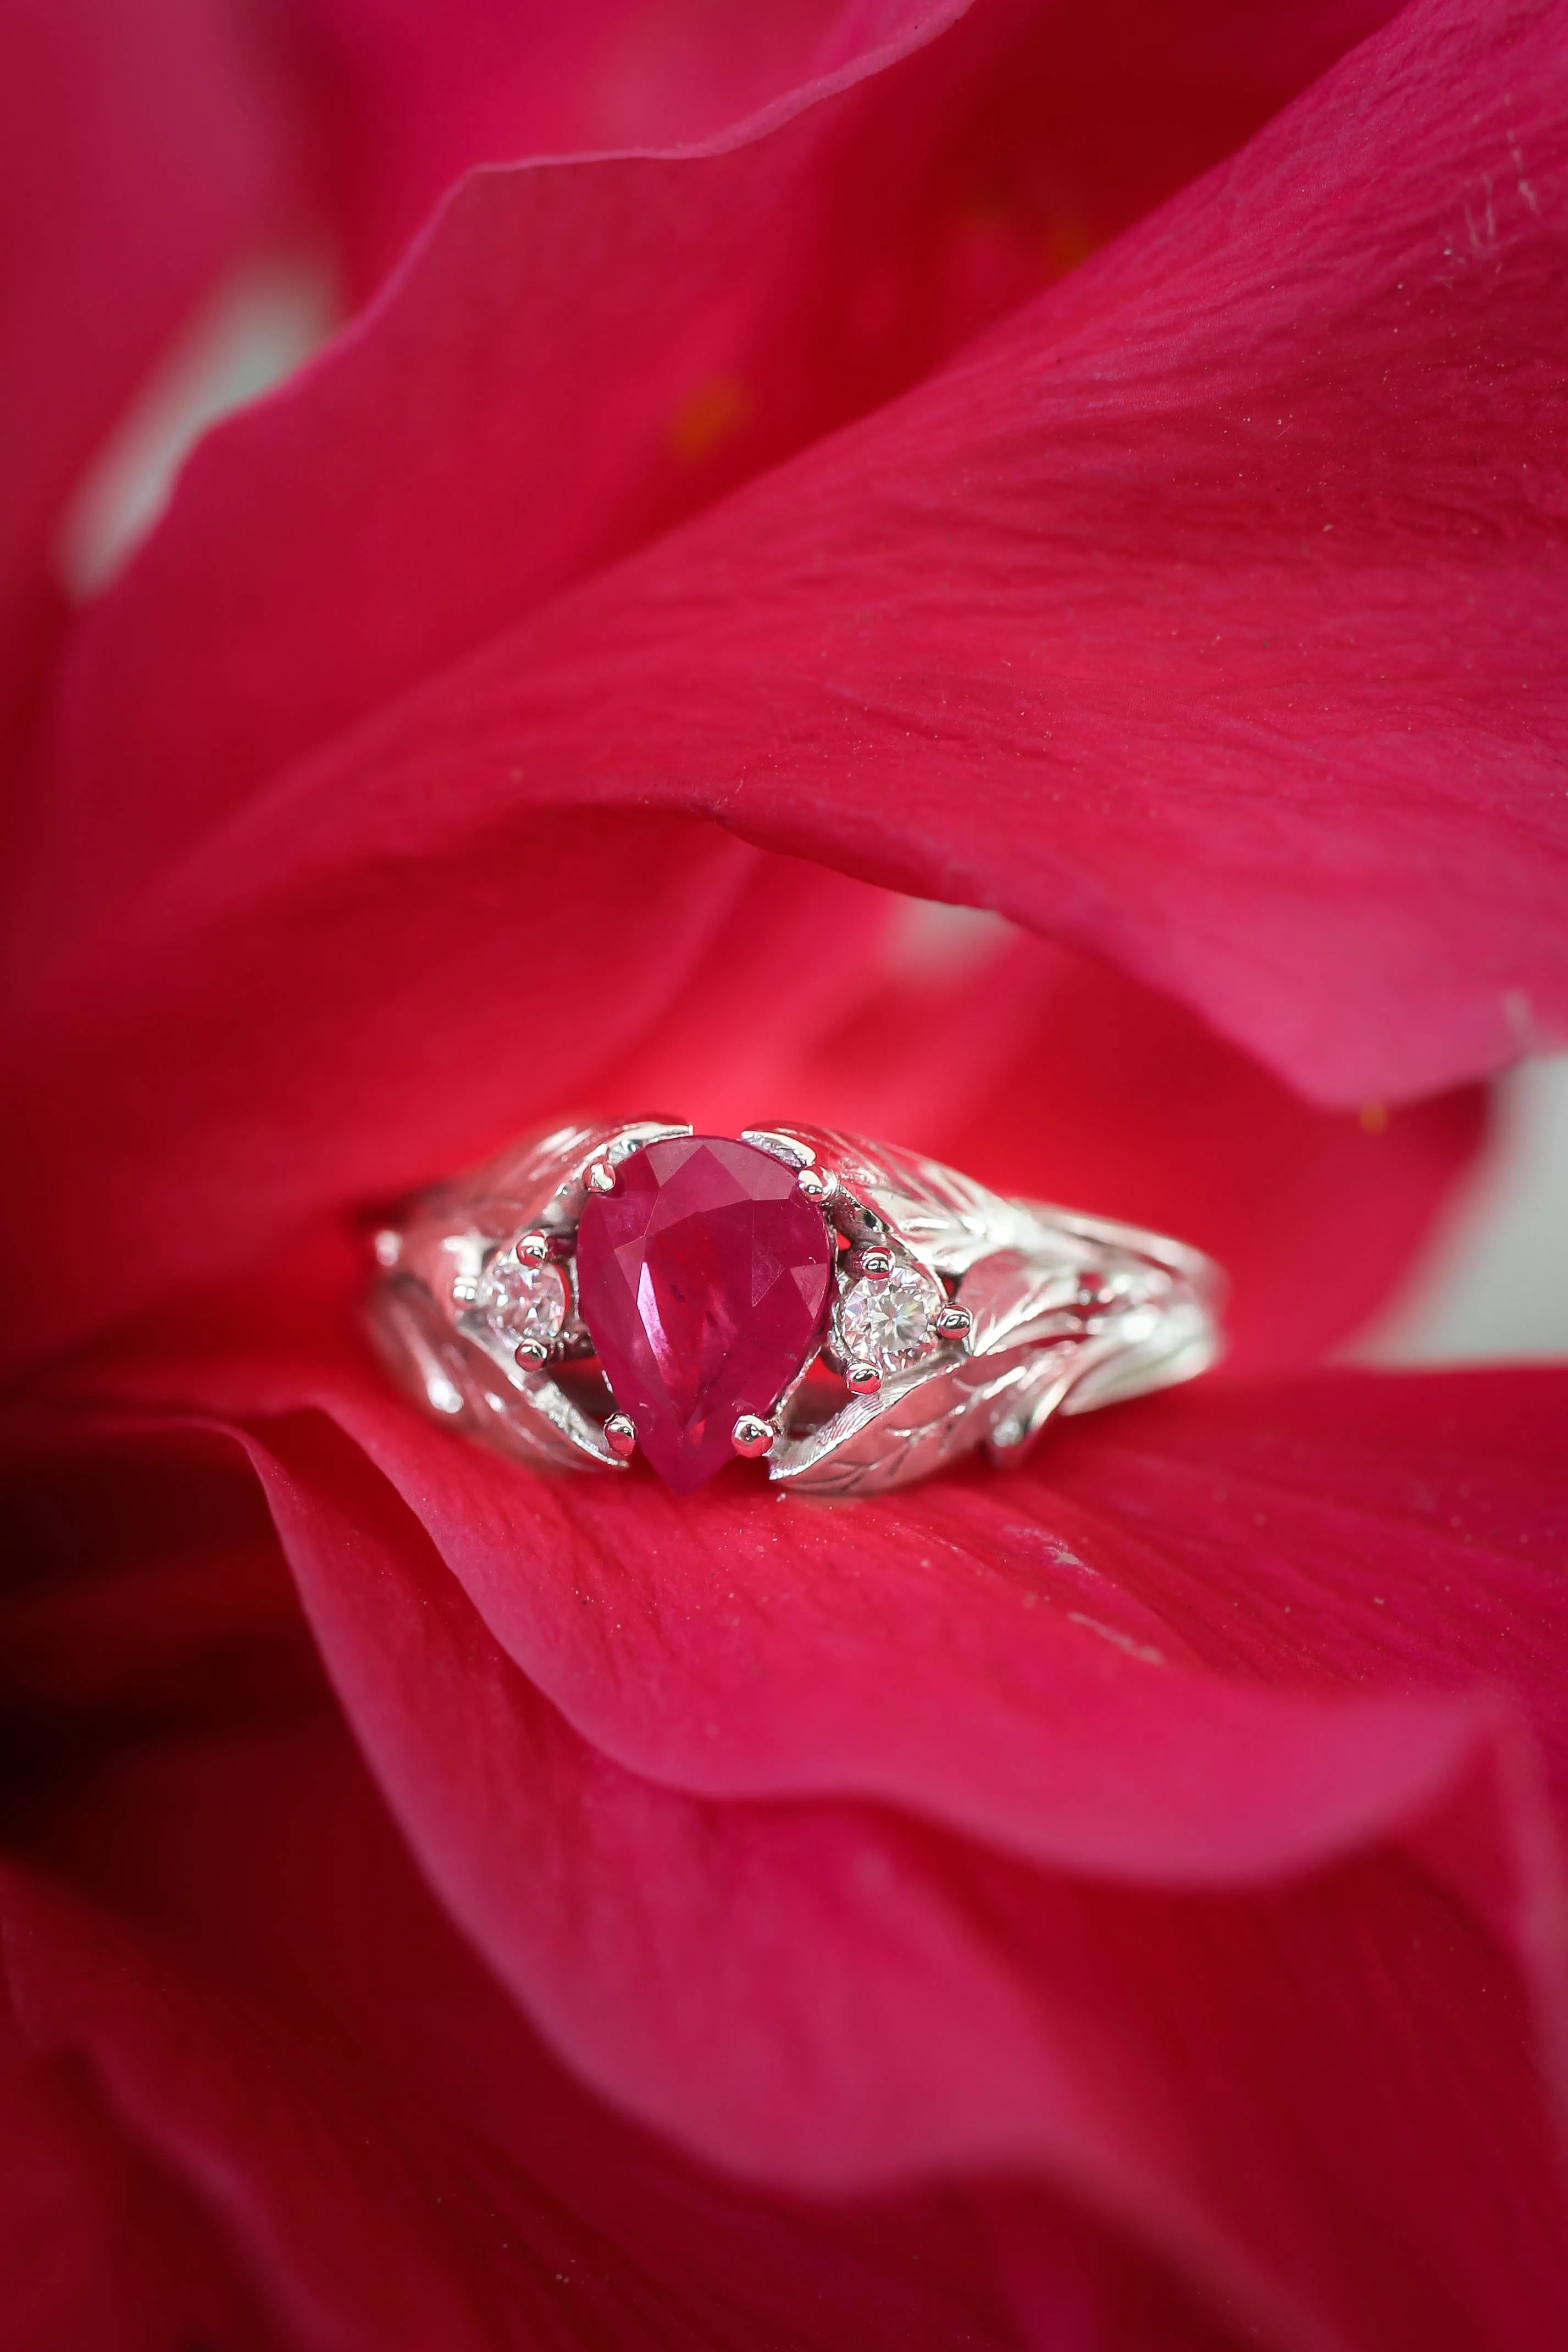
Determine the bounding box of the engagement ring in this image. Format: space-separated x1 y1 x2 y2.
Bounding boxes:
370 1121 1224 1497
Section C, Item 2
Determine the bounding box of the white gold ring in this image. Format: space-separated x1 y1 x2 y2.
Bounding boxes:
369 1120 1225 1497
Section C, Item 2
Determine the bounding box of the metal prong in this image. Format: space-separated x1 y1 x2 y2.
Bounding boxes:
604 1412 637 1459
514 1229 551 1265
514 1339 551 1368
852 1246 893 1281
732 1413 777 1459
586 1159 617 1196
796 1164 837 1206
936 1304 973 1341
844 1361 881 1394
373 1228 402 1269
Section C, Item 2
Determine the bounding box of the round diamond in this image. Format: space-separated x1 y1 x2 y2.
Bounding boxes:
835 1261 946 1374
478 1252 568 1352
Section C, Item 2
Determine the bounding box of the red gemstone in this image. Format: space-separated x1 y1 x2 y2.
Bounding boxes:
575 1136 835 1492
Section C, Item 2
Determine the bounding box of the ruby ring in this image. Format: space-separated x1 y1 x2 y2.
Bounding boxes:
369 1121 1224 1497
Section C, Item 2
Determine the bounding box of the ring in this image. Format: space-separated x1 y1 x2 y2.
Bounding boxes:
369 1120 1225 1497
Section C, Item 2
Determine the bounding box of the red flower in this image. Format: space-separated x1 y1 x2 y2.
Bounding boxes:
2 3 1566 2346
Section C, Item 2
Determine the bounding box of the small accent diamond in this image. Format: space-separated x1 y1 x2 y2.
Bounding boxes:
478 1253 569 1354
835 1260 946 1375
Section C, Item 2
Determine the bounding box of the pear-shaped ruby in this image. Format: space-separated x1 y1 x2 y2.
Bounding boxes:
575 1135 835 1492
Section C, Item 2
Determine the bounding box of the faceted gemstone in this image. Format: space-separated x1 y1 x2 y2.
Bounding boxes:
478 1253 569 1352
835 1260 945 1375
575 1136 835 1492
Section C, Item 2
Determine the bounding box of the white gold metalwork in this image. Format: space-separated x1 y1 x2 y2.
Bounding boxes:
368 1119 1225 1497
795 1164 837 1205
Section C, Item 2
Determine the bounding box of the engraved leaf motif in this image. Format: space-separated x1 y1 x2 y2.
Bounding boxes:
857 1156 1028 1275
371 1274 620 1472
787 1125 1044 1274
472 1366 624 1472
766 1134 1109 1492
772 1349 1049 1497
957 1248 1089 1355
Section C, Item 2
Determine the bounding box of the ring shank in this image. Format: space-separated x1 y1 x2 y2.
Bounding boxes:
1017 1202 1224 1414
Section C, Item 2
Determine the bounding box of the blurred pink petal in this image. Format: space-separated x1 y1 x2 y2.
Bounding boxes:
1 1861 508 2351
26 0 1399 938
9 0 1559 1109
0 2034 267 2352
0 883 1484 1371
0 1714 1237 2351
291 0 854 296
0 0 287 713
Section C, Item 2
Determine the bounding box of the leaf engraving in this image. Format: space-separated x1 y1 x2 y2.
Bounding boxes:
771 1343 1082 1497
957 1248 1087 1354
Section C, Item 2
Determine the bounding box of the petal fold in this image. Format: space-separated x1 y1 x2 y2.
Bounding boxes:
10 0 1561 1111
0 0 285 703
20 1358 1566 2348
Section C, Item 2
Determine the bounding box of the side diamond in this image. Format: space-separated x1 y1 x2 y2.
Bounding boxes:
477 1254 569 1353
834 1261 946 1376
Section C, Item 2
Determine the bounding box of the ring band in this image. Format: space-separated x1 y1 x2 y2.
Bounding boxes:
369 1120 1225 1497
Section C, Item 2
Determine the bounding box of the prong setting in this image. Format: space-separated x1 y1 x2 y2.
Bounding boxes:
379 1116 1223 1493
833 1253 951 1385
475 1244 570 1362
732 1413 778 1459
795 1164 838 1206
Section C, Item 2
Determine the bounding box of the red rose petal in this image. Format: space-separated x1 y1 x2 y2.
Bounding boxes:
13 0 1395 956
9 0 1556 1114
0 2034 265 2352
295 0 857 298
1043 1371 1568 1785
0 1862 507 2351
205 1407 1568 2346
0 1421 319 1733
319 0 1564 1106
0 0 285 701
108 1333 1568 1875
12 1357 1568 2344
0 1715 1225 2352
